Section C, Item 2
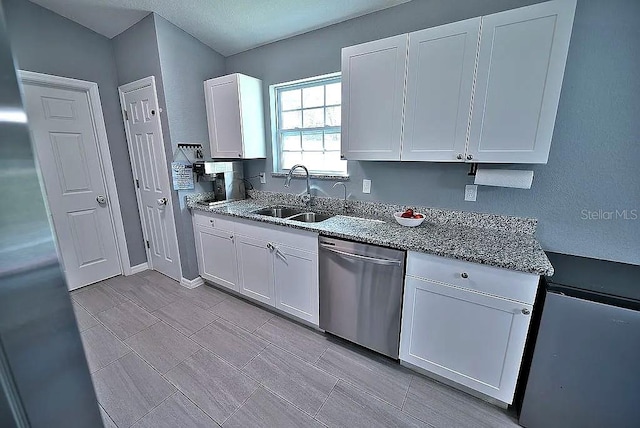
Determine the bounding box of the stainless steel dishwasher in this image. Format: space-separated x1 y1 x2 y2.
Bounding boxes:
319 237 406 359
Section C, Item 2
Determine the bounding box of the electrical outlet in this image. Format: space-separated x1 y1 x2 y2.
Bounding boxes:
465 185 477 202
362 179 371 194
259 172 266 184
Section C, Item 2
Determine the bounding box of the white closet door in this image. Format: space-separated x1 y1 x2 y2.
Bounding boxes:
402 18 480 162
23 83 121 290
120 77 182 281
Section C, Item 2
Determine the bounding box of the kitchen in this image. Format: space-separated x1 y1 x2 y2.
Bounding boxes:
1 0 639 427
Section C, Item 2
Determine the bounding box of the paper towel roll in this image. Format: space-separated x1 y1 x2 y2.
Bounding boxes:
474 169 533 189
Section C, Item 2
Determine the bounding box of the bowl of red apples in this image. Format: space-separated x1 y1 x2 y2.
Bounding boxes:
394 208 425 227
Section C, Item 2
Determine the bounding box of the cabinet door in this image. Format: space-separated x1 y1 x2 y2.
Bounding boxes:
402 18 480 162
204 74 243 158
400 276 533 404
235 235 274 305
341 34 408 161
194 225 238 291
273 244 319 325
467 0 576 163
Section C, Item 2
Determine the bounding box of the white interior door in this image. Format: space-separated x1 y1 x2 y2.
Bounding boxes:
22 83 121 290
119 77 181 281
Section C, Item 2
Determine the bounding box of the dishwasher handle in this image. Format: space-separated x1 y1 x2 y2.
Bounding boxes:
320 244 402 266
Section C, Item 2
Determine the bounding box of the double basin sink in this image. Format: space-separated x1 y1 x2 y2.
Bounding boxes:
251 206 333 223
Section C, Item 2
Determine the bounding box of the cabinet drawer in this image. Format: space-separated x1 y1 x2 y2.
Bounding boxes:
234 219 318 254
406 251 538 304
193 212 236 232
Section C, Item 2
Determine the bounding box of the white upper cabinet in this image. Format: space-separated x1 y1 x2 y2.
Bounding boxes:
402 18 480 162
340 0 575 164
341 34 408 161
204 73 266 159
467 0 576 163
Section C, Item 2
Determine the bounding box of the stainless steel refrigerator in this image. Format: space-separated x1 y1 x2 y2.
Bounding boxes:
0 2 103 426
519 252 640 427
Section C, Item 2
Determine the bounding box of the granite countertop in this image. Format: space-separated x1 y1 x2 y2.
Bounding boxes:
187 193 553 276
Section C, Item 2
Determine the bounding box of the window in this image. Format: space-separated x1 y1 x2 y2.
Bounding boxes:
273 74 347 175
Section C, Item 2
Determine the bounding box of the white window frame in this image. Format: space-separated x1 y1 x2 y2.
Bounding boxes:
271 72 346 176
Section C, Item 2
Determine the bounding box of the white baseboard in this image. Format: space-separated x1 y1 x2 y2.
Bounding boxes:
126 262 149 275
180 276 204 289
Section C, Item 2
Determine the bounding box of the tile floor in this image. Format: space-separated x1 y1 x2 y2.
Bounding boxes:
72 270 520 428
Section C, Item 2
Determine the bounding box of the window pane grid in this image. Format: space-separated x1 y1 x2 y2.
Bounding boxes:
274 75 346 174
280 103 340 113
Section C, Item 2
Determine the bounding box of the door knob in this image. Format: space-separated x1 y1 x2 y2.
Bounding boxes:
466 154 473 160
157 197 168 206
521 308 531 315
456 154 463 160
460 272 468 279
96 195 107 204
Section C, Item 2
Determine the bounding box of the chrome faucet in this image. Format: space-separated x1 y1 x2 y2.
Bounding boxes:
333 181 348 214
284 164 312 207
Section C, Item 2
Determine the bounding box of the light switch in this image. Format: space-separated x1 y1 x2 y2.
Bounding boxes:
362 179 371 194
259 172 266 184
465 185 477 202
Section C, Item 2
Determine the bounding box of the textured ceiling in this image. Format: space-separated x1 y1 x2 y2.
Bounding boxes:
28 0 411 56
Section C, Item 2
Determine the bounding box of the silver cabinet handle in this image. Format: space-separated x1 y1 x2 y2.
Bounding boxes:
157 197 168 206
266 243 274 250
319 244 402 266
456 154 463 160
461 272 468 279
522 308 531 315
229 235 234 241
96 195 107 204
466 154 473 160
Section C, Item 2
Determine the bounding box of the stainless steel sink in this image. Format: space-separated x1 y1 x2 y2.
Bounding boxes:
251 206 306 218
251 206 333 223
288 212 333 223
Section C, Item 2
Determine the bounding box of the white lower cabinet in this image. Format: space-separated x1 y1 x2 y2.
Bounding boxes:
400 251 538 405
193 212 319 325
273 244 319 325
236 235 275 305
194 224 238 291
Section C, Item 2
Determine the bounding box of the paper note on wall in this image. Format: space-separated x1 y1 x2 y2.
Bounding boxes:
171 161 194 190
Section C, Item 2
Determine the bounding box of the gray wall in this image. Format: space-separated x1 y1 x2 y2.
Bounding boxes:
4 0 147 266
226 0 640 266
114 14 226 279
154 15 226 279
